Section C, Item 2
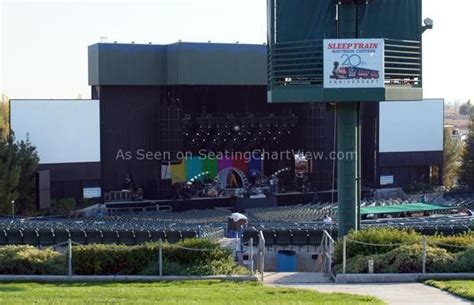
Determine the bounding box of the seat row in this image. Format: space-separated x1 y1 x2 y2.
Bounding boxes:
242 228 337 247
0 228 201 246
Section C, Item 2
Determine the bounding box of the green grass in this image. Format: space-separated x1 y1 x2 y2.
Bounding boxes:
425 280 474 301
0 280 384 305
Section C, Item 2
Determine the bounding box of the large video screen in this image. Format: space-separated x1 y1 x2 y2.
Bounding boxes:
10 100 100 164
379 99 444 153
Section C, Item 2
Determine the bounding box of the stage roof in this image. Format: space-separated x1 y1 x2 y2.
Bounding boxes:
360 203 450 215
88 42 267 86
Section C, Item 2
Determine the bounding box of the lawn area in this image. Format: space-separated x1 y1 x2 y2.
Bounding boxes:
425 280 474 301
0 280 384 305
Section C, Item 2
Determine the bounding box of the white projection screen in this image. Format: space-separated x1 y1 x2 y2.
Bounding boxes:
10 100 100 164
379 99 444 153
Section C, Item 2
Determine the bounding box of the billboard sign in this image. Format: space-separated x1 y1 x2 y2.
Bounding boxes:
324 39 384 89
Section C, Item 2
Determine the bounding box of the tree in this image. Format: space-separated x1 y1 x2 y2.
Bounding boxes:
459 100 472 115
0 134 39 215
15 138 40 215
459 111 474 189
0 135 21 215
443 128 462 188
0 94 9 138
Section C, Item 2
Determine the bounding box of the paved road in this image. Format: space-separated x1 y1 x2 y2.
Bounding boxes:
264 273 472 305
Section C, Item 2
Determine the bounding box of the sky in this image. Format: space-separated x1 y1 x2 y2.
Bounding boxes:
0 0 473 103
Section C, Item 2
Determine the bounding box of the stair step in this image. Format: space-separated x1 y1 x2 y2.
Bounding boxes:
264 272 333 284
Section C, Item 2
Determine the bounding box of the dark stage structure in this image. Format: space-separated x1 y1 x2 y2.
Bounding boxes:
35 41 442 209
90 42 442 199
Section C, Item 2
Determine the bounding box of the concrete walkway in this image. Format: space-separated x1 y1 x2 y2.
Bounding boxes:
264 273 472 305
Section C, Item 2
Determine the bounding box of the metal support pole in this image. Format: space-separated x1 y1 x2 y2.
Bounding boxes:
249 238 254 276
335 2 360 238
337 102 360 237
68 238 72 277
422 236 427 274
343 236 347 274
159 239 163 277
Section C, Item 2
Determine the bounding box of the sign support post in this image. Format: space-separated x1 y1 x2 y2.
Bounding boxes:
336 4 360 237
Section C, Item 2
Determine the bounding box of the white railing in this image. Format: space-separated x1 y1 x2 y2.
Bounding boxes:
319 230 335 278
258 231 266 281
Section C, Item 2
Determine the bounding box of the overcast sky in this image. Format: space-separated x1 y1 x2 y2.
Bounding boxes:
1 0 473 103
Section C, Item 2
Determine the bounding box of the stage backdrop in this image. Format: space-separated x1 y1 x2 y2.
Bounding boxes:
166 155 263 184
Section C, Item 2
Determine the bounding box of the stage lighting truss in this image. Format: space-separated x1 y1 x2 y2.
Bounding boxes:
183 114 298 153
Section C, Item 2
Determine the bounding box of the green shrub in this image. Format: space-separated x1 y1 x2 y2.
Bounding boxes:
72 239 246 276
335 244 455 274
164 239 231 267
72 243 158 275
0 245 66 275
428 231 474 253
333 254 374 274
334 228 421 264
51 197 76 215
452 247 474 272
376 244 454 273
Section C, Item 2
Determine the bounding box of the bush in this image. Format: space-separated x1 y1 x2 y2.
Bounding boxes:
0 239 246 276
72 239 247 276
333 254 373 274
72 243 158 275
0 245 66 275
452 247 474 272
376 244 454 273
51 197 76 215
164 239 231 267
428 231 474 253
334 228 421 264
335 244 455 274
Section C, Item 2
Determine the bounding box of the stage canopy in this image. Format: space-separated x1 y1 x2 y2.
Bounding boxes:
361 203 450 215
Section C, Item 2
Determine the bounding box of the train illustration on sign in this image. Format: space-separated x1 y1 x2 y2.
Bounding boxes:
331 61 380 80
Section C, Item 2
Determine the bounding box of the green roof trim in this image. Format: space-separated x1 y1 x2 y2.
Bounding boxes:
361 203 450 215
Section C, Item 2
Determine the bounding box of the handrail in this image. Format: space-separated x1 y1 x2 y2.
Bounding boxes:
322 230 335 244
318 230 335 279
258 230 266 281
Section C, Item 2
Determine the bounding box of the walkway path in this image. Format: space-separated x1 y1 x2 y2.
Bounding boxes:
264 273 472 305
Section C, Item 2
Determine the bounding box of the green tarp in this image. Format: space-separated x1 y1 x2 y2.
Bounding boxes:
361 203 450 215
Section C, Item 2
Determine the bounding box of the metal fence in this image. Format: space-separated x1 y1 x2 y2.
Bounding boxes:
341 236 473 274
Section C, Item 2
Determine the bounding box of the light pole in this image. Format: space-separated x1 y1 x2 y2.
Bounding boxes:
11 200 15 219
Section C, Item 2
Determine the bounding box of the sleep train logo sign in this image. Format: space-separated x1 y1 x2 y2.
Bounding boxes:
323 39 385 89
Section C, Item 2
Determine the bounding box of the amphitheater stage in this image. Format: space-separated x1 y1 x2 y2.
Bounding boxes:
105 192 316 214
